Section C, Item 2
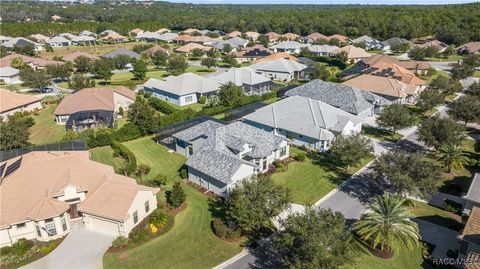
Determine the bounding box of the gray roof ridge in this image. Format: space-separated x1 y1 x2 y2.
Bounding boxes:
315 99 327 128
307 98 318 127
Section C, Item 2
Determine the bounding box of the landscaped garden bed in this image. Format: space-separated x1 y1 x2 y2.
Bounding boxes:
0 237 64 269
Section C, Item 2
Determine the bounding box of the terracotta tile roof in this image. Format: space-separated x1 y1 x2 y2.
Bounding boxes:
175 43 212 53
342 74 416 98
227 31 242 38
465 252 480 269
188 36 220 43
30 34 49 42
101 33 126 40
0 53 63 68
461 206 480 245
53 87 134 116
328 34 350 43
306 32 328 42
456 42 480 53
174 34 193 42
128 28 144 35
416 40 447 49
265 32 280 41
366 62 426 86
156 28 170 34
245 31 260 39
282 33 300 41
361 54 431 71
183 28 200 34
333 45 371 59
0 151 158 228
252 52 298 64
0 88 42 113
62 51 99 62
143 45 172 56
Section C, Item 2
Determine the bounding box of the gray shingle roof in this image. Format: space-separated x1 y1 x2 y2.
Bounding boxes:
184 121 285 184
143 73 221 96
103 48 141 59
158 33 179 41
243 95 363 140
172 120 225 142
251 58 307 74
381 37 411 47
270 41 308 50
285 79 386 116
0 67 19 77
212 67 271 86
46 36 71 44
308 45 339 54
465 173 480 203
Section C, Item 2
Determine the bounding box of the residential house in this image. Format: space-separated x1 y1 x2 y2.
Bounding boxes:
79 30 96 37
187 36 220 46
381 37 412 52
416 40 448 52
62 51 99 63
157 32 179 43
172 120 289 196
175 43 212 54
251 58 307 82
457 42 480 54
234 45 271 63
128 28 144 37
0 36 12 45
304 32 329 44
2 38 43 51
143 45 172 57
463 173 480 215
71 35 96 46
29 34 50 43
0 67 21 85
243 95 363 151
351 35 383 50
332 45 371 63
358 54 431 75
182 28 201 35
342 74 420 103
212 67 273 95
0 54 63 70
282 33 300 41
101 33 127 43
174 34 194 44
143 73 221 106
307 44 339 56
99 30 119 37
0 88 42 118
328 34 350 44
46 36 72 47
285 79 387 118
245 31 260 41
135 31 162 42
156 28 170 34
213 37 248 52
252 52 299 64
54 87 135 129
457 206 480 266
103 48 141 60
227 31 242 38
58 33 78 41
265 32 280 42
364 62 427 87
269 41 308 54
0 151 158 247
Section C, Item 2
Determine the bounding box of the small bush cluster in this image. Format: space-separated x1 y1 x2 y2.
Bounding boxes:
39 242 58 255
166 182 186 209
128 226 149 244
112 236 129 248
148 97 178 115
443 199 462 214
211 218 241 240
1 238 38 266
294 152 306 162
111 141 137 176
273 161 286 172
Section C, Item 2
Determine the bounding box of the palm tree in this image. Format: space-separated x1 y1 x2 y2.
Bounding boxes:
354 193 420 257
438 144 468 173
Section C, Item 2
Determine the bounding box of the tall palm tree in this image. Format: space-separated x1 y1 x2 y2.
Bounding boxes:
438 144 468 173
354 193 420 256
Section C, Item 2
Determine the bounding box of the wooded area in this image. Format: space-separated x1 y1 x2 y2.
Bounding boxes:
0 2 479 45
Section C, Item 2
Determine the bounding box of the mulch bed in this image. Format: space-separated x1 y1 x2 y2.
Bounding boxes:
163 202 187 215
368 246 394 259
185 180 220 198
265 156 299 176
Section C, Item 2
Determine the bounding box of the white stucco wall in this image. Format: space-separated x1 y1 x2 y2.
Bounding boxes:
0 74 22 84
178 93 198 106
0 101 43 119
113 92 134 113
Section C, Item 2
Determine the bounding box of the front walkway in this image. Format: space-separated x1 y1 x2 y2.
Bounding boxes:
23 228 115 269
415 219 459 259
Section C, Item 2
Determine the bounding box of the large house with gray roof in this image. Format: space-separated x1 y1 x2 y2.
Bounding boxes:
212 67 273 95
243 95 363 151
172 121 289 196
251 58 307 82
143 73 221 106
285 79 387 118
464 173 480 215
269 41 309 54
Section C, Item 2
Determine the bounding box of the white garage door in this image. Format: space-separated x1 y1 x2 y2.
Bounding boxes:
87 217 120 236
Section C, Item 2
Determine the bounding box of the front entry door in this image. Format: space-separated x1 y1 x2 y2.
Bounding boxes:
69 203 80 219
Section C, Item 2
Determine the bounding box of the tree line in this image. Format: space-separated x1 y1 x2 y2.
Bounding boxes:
0 2 479 45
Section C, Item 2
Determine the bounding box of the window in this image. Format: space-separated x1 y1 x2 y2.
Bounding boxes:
188 146 193 155
280 146 287 157
61 217 67 232
16 223 26 229
144 201 150 213
45 221 57 236
133 211 138 224
262 159 267 170
185 96 193 103
36 225 42 237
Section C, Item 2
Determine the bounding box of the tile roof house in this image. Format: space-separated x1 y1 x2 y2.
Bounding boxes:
213 37 248 52
157 32 179 43
304 32 329 43
285 79 388 118
79 30 96 37
135 31 162 42
29 34 50 43
0 88 42 118
332 45 371 63
128 28 144 37
103 48 141 60
227 31 242 38
416 40 448 52
457 42 480 54
182 28 201 35
212 67 273 95
173 120 289 196
101 33 127 43
0 36 13 45
307 44 339 56
282 33 300 41
351 35 383 50
143 73 221 106
186 36 221 46
356 54 431 75
269 41 309 54
99 30 119 37
71 35 96 46
251 58 307 82
2 37 43 51
233 45 271 63
143 45 172 56
46 36 72 47
175 43 212 54
328 34 350 44
458 206 480 266
381 37 412 52
265 32 280 42
243 95 363 151
245 31 260 40
0 151 159 247
62 51 99 62
54 87 135 129
0 67 21 85
0 54 63 69
365 62 427 86
252 52 298 64
463 173 480 215
342 74 419 104
156 28 170 34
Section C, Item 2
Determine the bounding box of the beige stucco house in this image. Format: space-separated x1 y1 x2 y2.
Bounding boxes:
0 88 43 119
0 151 159 247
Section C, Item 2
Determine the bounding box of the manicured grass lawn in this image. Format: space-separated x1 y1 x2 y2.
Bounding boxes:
362 126 403 142
103 184 243 269
271 148 373 205
473 70 480 78
346 243 429 269
410 201 462 231
122 137 187 181
169 102 205 112
429 54 462 62
90 146 126 173
29 104 66 145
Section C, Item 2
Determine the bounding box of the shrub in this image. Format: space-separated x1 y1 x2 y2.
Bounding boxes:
112 236 129 248
128 226 149 244
148 97 178 115
0 246 12 256
39 242 58 255
294 152 306 162
111 141 137 175
149 209 168 228
198 96 207 104
11 238 34 257
166 182 186 208
179 167 187 179
136 164 151 178
211 218 228 238
402 199 415 208
113 123 142 142
151 173 168 187
443 199 462 214
273 161 286 172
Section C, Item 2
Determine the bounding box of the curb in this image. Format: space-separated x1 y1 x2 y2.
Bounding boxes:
212 249 251 269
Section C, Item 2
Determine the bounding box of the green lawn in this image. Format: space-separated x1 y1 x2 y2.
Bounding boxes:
473 70 480 78
29 104 66 145
271 148 373 205
410 201 462 231
122 137 187 181
90 146 125 173
169 102 205 112
346 243 429 269
429 54 462 62
362 126 403 142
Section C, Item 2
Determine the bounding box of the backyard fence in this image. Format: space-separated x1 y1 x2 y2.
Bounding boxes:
0 140 87 162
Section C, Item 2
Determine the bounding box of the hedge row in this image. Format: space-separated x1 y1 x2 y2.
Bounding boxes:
111 141 137 176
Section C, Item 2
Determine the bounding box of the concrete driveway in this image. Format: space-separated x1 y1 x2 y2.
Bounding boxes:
23 229 115 269
415 219 459 259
